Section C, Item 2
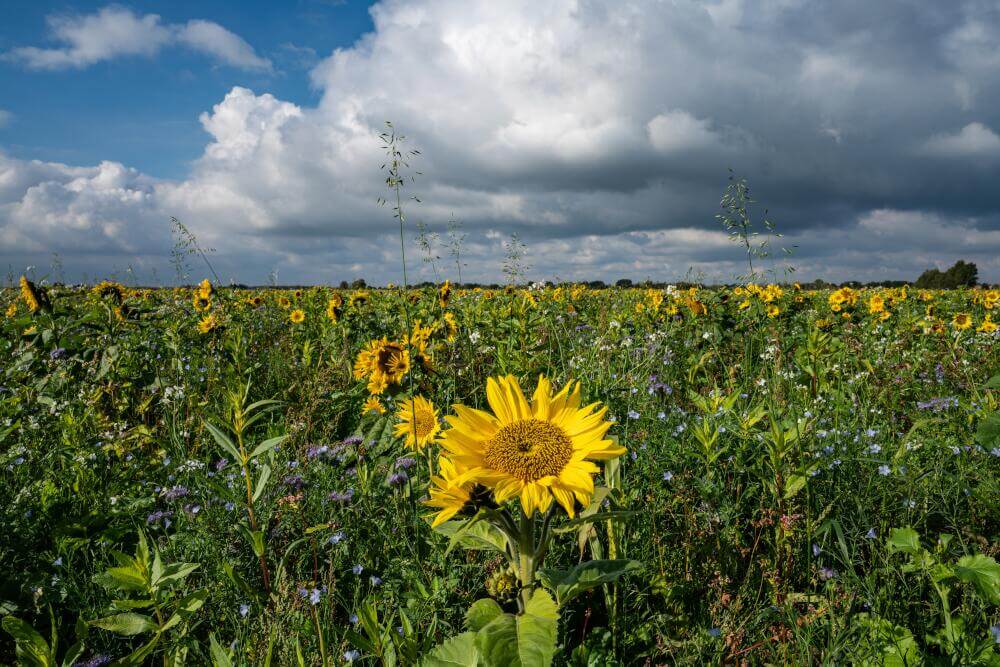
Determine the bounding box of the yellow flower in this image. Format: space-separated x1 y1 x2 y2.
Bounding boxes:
867 295 885 314
92 281 126 303
766 304 780 318
247 295 263 308
19 276 43 313
198 314 219 334
951 312 972 330
425 456 476 527
977 316 997 333
327 294 344 322
439 280 452 309
5 303 17 318
394 396 442 452
277 296 291 309
192 292 211 312
198 279 214 300
363 396 386 415
443 312 458 342
289 309 306 324
353 338 409 394
349 291 369 308
438 375 624 518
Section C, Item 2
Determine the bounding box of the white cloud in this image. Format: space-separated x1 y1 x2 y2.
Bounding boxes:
4 6 270 71
920 122 1000 157
2 1 1000 284
0 110 11 128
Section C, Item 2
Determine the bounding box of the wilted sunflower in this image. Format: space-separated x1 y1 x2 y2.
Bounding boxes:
289 309 306 324
425 456 476 527
394 395 442 451
439 375 624 517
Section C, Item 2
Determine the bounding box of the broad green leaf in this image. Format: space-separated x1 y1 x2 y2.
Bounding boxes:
851 613 921 667
783 473 809 500
90 612 156 636
886 527 921 556
421 631 479 667
433 516 509 555
96 566 147 592
206 422 243 463
249 434 288 461
975 413 1000 449
161 590 208 632
465 599 503 632
152 562 199 589
953 554 1000 604
209 634 234 667
984 374 1000 390
474 614 518 667
2 616 52 667
537 560 642 607
516 590 558 667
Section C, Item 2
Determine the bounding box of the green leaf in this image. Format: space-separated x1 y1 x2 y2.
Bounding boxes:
887 527 922 556
975 413 1000 449
783 473 808 500
249 435 288 460
433 515 509 555
421 632 479 667
89 612 157 636
953 554 1000 604
151 562 199 589
851 613 921 667
537 560 642 607
2 616 52 667
983 374 1000 390
252 464 272 503
161 589 208 631
515 590 558 667
474 615 518 667
465 599 503 632
209 634 234 667
550 511 637 534
206 422 243 463
96 566 147 592
474 591 558 667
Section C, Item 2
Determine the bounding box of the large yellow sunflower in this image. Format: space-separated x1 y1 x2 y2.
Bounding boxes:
394 395 442 451
425 456 476 527
439 375 624 518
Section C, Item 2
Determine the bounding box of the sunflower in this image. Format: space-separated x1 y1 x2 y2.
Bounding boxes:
952 312 972 330
289 309 306 324
92 281 126 303
353 338 409 394
394 395 442 451
438 375 624 517
439 280 452 309
19 276 47 313
349 290 369 308
193 293 212 312
977 316 997 334
277 296 292 309
326 296 342 322
198 279 214 300
362 395 385 415
766 304 780 318
6 303 17 318
198 314 219 334
443 312 458 341
247 295 264 308
425 456 477 527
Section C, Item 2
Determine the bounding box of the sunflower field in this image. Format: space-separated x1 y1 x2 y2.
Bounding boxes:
1 277 998 665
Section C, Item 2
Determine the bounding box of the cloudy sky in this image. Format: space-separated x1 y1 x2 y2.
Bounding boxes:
2 0 999 285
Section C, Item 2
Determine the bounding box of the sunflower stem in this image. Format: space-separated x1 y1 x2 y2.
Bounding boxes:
517 511 537 612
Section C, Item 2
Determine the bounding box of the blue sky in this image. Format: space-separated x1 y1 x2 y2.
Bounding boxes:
1 1 999 285
0 0 376 178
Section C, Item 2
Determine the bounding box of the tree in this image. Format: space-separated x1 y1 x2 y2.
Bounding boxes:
915 261 977 288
